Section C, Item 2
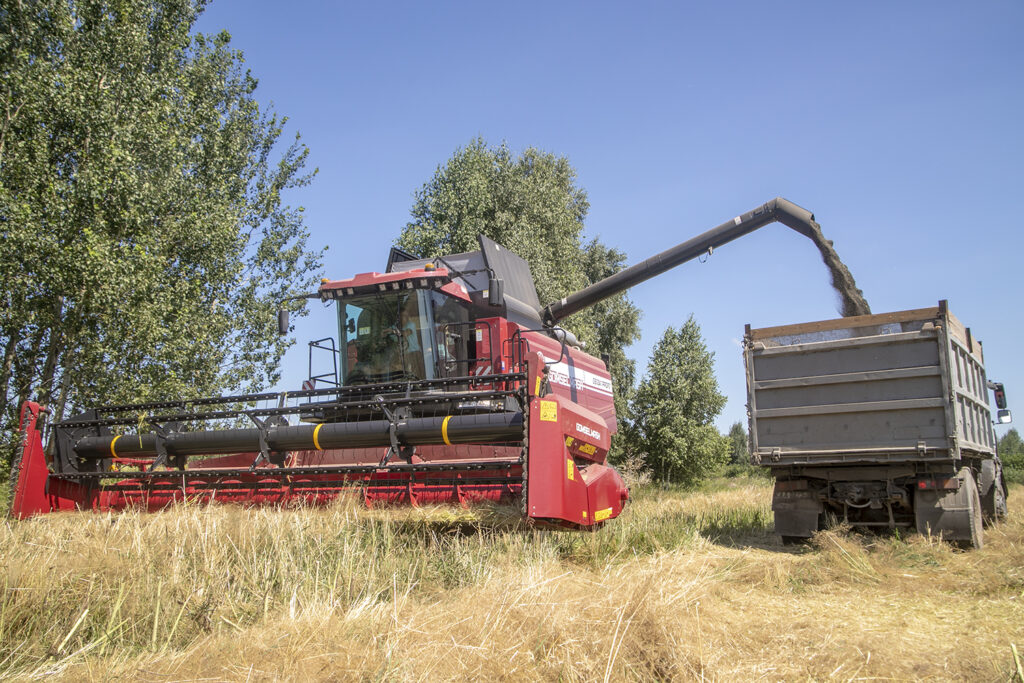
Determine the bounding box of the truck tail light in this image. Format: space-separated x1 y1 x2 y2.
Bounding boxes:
917 478 959 491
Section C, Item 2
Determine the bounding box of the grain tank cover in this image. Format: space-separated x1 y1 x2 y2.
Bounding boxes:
386 236 544 327
477 235 543 313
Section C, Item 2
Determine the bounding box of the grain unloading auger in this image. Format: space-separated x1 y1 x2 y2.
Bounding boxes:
12 198 828 527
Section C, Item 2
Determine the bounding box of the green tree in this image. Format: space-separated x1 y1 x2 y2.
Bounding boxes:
0 0 322 469
396 138 641 446
631 317 728 484
998 428 1024 471
398 137 587 306
727 421 748 465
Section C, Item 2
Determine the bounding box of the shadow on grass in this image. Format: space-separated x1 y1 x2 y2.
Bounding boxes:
385 518 528 538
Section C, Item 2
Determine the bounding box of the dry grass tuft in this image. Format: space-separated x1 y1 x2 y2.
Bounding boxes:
1 480 1022 680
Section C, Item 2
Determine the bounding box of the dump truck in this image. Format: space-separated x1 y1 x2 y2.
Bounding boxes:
745 301 1011 548
12 197 857 528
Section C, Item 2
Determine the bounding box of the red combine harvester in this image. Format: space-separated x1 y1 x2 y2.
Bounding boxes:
12 198 824 527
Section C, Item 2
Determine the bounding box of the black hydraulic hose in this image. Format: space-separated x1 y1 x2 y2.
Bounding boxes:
72 412 525 460
541 197 817 325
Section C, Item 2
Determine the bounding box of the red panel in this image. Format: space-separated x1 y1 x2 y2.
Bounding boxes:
319 268 449 292
519 330 617 434
438 281 472 302
78 469 522 513
525 394 629 528
11 402 92 518
10 403 53 518
317 269 473 303
583 464 630 525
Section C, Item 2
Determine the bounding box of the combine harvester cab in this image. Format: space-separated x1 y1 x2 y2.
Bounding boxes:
12 197 845 528
11 236 629 528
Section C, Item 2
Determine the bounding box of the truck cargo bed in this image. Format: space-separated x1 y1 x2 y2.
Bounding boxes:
745 301 995 467
744 301 1007 547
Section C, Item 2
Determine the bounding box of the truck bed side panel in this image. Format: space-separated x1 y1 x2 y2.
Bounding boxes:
745 308 995 467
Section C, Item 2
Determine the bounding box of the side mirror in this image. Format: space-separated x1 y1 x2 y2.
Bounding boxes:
277 309 289 336
487 277 504 307
992 382 1007 410
997 409 1012 424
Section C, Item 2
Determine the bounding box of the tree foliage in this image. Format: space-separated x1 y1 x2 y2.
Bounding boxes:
0 0 322 467
999 428 1024 471
631 317 728 484
727 421 748 465
396 138 641 443
399 138 585 306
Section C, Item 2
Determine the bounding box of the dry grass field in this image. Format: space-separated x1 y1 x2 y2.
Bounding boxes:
1 477 1022 681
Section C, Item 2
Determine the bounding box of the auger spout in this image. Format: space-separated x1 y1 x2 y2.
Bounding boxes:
541 197 869 324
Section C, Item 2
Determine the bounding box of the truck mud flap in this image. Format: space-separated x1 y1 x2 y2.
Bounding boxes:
772 486 822 538
979 459 1008 524
914 466 983 549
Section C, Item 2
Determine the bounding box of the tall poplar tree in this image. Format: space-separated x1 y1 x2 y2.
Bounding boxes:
999 429 1024 472
0 0 323 470
631 317 728 483
727 421 748 466
396 138 641 449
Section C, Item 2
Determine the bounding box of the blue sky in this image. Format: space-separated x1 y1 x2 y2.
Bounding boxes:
196 1 1023 434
